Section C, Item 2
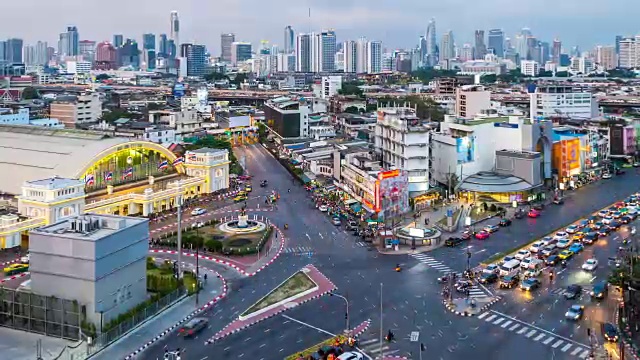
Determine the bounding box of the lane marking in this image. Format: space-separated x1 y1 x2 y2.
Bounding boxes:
534 333 546 341
500 320 513 328
561 343 572 352
552 340 564 348
526 330 537 338
543 336 555 344
489 310 589 347
517 327 528 334
571 347 583 355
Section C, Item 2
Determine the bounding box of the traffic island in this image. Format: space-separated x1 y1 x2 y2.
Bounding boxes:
205 264 337 344
284 320 371 360
443 296 501 316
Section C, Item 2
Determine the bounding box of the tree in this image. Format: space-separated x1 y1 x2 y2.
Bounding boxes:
343 106 361 114
257 122 268 141
229 73 248 86
555 71 569 78
480 74 497 84
497 69 525 83
606 68 636 78
337 81 364 97
21 86 39 100
204 72 228 82
205 238 223 252
538 70 554 77
95 73 111 81
411 68 459 84
99 108 132 123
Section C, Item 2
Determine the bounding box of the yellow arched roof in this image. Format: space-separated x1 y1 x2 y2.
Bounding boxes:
0 125 183 195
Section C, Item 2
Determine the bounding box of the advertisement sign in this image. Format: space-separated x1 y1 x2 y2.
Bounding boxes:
377 170 410 219
552 138 581 176
173 83 186 98
456 137 475 164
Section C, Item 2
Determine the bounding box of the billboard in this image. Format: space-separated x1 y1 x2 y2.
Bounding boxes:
456 136 475 164
552 138 581 177
173 83 186 98
377 170 410 220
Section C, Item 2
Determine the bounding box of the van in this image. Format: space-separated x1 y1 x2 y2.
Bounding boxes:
499 259 521 277
590 280 609 299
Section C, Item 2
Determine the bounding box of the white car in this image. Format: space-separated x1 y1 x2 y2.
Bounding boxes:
554 231 569 240
602 216 613 225
318 205 328 212
520 257 534 269
338 352 364 360
484 264 500 274
529 241 544 253
597 210 609 217
20 254 30 264
191 208 206 216
602 173 612 179
514 250 531 261
541 236 555 246
557 239 572 248
566 225 579 234
582 259 598 271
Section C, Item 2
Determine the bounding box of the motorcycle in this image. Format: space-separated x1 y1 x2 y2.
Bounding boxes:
395 264 402 272
284 224 289 230
561 260 567 268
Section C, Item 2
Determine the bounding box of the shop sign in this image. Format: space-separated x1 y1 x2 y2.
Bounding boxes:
378 169 400 180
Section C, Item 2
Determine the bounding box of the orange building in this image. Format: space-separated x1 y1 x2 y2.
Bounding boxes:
552 138 581 177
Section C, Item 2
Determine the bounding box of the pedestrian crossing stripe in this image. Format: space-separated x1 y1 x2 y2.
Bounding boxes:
478 311 592 358
283 247 314 253
357 337 390 356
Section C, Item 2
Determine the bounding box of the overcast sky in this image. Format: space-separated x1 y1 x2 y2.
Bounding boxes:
0 0 635 54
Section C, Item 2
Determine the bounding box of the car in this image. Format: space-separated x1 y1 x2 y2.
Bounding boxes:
553 197 565 205
546 255 560 266
346 221 359 231
179 317 209 337
557 239 572 248
621 215 634 224
445 237 464 247
260 180 268 187
524 267 542 278
598 227 610 237
3 263 28 276
612 211 623 219
593 221 604 230
502 255 516 263
245 185 252 192
514 210 525 219
617 169 626 175
500 275 519 289
568 243 584 254
484 225 500 233
318 205 329 212
483 264 500 275
233 195 247 202
338 352 365 360
597 209 609 217
565 225 579 234
514 250 531 260
461 230 472 240
475 231 490 240
602 323 619 342
583 232 598 244
520 278 541 291
582 259 598 271
572 232 585 242
499 218 512 226
532 203 545 211
591 280 609 299
528 209 541 218
541 245 557 257
587 215 599 224
479 272 499 284
331 217 341 226
520 257 534 269
541 236 556 246
554 231 569 240
238 175 252 180
564 284 583 299
529 241 545 253
565 305 585 320
609 220 622 229
191 208 206 216
236 190 247 197
558 250 574 260
634 163 640 168
20 253 29 264
602 216 614 225
602 173 612 179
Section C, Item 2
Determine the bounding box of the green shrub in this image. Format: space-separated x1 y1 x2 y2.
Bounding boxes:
205 239 223 252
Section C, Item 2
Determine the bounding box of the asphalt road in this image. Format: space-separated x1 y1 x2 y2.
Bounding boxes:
138 145 638 360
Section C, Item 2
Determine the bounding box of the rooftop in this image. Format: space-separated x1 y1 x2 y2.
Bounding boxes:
25 177 84 190
458 171 540 193
189 147 228 154
31 214 147 241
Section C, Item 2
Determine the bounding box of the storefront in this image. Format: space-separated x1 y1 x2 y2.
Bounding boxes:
457 171 543 204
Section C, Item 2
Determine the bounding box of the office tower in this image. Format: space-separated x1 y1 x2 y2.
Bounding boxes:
168 40 176 58
419 36 427 64
221 33 235 62
487 29 504 57
366 40 382 74
6 38 24 63
284 26 295 54
79 40 96 63
35 41 48 65
143 34 156 50
113 34 123 48
460 43 473 61
440 31 455 61
343 40 357 72
183 44 206 77
311 30 336 72
96 42 117 63
552 39 561 64
473 30 486 59
426 18 437 66
118 39 140 68
618 36 640 69
540 42 550 63
355 37 368 73
0 41 5 61
61 26 79 56
230 42 252 65
296 33 311 72
158 34 168 57
23 44 36 65
595 45 617 70
170 11 180 47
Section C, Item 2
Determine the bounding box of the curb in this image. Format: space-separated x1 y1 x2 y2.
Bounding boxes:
0 271 29 284
204 264 337 345
351 319 372 338
122 269 228 360
0 257 21 267
381 356 407 360
442 296 501 317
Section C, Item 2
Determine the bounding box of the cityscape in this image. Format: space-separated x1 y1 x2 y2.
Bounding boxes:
2 5 640 360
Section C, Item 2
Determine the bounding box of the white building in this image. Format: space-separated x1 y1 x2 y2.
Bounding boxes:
141 126 176 144
618 36 640 69
520 60 539 76
148 109 204 142
569 57 595 75
374 106 432 193
263 95 327 139
320 76 342 99
66 61 92 75
455 85 491 119
529 85 595 122
276 53 295 72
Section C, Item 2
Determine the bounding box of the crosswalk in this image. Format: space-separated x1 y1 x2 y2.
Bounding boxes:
357 336 392 359
355 242 368 247
550 287 591 297
410 253 490 299
283 246 314 254
477 311 591 358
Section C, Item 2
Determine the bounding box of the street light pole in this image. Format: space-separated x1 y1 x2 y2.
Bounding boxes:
330 292 350 332
176 187 183 280
379 282 383 359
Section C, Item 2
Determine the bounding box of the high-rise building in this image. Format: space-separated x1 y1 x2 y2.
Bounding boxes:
23 44 36 66
343 40 357 73
356 37 368 73
311 30 336 72
473 30 486 59
35 41 49 65
118 39 140 68
552 39 562 64
618 36 640 69
487 29 504 57
419 36 427 65
440 31 455 61
595 45 617 70
158 34 168 57
6 38 24 63
0 41 5 61
221 33 235 62
284 26 295 54
143 34 156 50
79 40 96 63
113 34 123 48
230 42 252 65
58 27 79 57
96 41 117 68
183 44 206 77
460 43 473 62
296 33 311 72
170 11 180 48
366 41 382 74
426 18 437 66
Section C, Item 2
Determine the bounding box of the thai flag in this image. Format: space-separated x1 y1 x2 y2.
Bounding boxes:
158 160 168 170
104 171 113 182
122 167 133 179
172 157 184 166
85 174 95 186
188 153 197 161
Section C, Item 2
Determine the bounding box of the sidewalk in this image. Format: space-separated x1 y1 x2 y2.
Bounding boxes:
89 270 225 360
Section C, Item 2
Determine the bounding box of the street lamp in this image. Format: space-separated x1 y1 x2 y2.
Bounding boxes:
329 292 350 332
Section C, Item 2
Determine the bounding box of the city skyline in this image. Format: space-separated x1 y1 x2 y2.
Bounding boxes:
0 0 636 54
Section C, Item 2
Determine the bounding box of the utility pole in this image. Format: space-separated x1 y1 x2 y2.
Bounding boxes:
379 282 383 359
176 184 183 280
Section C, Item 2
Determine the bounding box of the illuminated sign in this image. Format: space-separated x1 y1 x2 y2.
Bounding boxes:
378 169 400 180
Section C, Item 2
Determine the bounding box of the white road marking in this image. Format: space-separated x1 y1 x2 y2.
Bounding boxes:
509 324 520 331
534 333 546 341
571 347 583 356
525 330 537 338
561 343 573 352
478 312 489 319
543 337 555 345
517 327 528 334
552 340 564 348
493 318 505 325
281 315 334 337
501 320 513 328
579 350 590 359
485 315 497 322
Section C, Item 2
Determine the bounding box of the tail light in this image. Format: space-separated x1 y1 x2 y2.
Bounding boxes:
189 330 194 335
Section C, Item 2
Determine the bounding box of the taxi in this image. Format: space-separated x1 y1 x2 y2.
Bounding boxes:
245 184 252 192
572 232 585 241
4 263 29 276
558 250 574 260
528 209 541 218
233 195 248 202
237 190 247 197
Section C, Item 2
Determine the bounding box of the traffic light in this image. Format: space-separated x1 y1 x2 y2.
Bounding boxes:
421 343 426 351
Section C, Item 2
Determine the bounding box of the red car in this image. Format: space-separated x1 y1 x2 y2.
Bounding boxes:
475 231 490 240
238 175 252 180
461 230 472 240
528 209 541 218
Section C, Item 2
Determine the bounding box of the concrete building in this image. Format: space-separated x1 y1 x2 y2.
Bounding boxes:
320 76 342 99
569 56 595 75
221 33 235 63
459 58 506 75
520 60 539 76
595 45 617 70
296 34 312 72
529 84 595 122
66 60 92 75
230 42 252 66
49 92 102 127
618 36 640 69
148 109 203 142
374 106 432 193
455 85 491 119
29 214 149 325
263 95 327 139
0 107 63 128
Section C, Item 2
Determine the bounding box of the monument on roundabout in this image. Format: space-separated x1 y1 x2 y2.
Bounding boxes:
218 207 267 234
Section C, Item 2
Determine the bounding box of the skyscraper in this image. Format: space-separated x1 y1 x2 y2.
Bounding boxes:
0 41 5 61
35 41 48 65
143 34 156 50
58 27 79 57
552 39 562 64
284 26 295 54
170 11 180 47
221 33 235 62
487 29 504 57
96 42 117 64
366 40 382 74
311 30 336 72
355 37 368 73
343 40 357 73
419 36 427 65
113 34 123 48
6 38 24 63
79 40 96 63
473 30 486 59
230 42 252 65
23 44 36 65
158 34 168 57
295 34 311 72
184 44 206 77
440 31 455 61
426 18 437 66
